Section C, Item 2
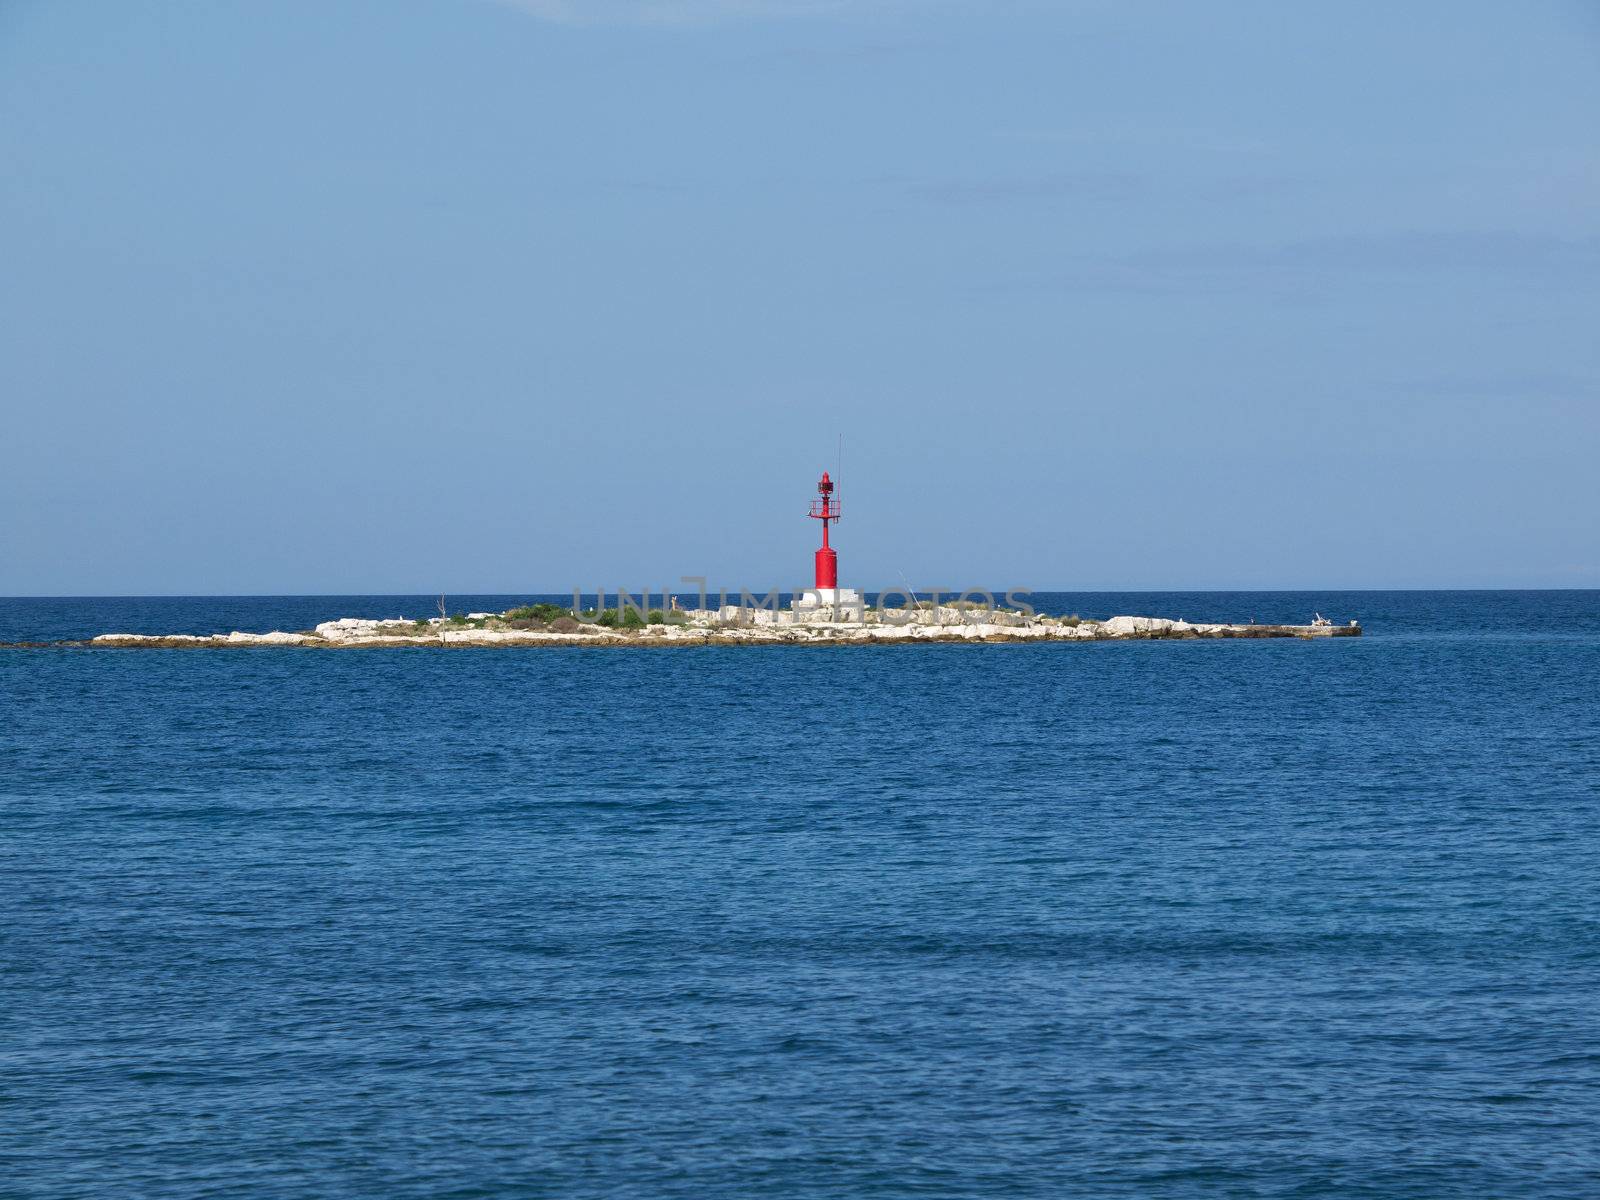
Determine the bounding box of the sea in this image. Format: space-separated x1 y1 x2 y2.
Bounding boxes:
3 591 1598 1199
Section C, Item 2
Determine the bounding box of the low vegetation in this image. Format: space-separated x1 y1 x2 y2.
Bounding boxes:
505 603 570 623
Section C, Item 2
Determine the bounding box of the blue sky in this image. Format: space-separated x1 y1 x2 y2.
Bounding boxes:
2 0 1597 594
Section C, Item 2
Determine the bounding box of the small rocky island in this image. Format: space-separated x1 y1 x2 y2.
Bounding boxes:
58 602 1361 649
14 476 1362 649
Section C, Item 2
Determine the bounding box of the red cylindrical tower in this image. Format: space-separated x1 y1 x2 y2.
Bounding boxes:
808 471 839 589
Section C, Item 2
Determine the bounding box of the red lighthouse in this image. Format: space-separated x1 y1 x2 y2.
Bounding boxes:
809 471 839 590
797 470 863 620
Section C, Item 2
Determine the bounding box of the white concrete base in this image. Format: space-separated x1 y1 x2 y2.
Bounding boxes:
793 587 865 622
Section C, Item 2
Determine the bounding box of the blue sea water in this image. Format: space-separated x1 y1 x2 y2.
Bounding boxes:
3 591 1598 1199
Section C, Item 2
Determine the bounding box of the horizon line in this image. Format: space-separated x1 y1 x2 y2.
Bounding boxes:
4 586 1599 600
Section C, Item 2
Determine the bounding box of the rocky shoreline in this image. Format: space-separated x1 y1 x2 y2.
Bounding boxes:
11 605 1362 649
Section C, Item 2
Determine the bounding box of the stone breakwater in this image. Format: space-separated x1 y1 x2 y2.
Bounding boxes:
37 607 1363 649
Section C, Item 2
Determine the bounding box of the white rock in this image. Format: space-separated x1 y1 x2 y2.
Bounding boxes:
225 631 307 645
313 618 397 641
1101 615 1175 635
93 633 210 643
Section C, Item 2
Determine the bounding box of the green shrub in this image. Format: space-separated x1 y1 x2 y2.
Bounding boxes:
506 603 569 622
1061 614 1081 627
593 609 619 628
647 610 666 625
620 608 646 629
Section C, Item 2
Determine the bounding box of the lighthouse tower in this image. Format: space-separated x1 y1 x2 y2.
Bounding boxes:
811 471 838 589
796 470 864 621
